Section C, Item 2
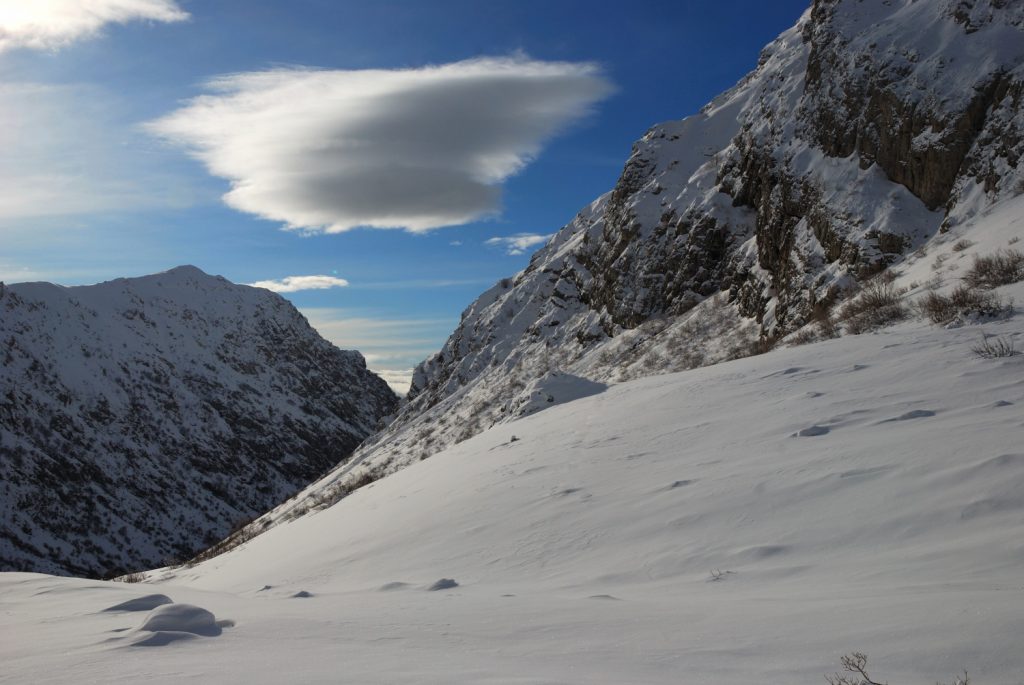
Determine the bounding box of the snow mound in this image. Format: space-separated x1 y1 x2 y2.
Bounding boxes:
103 594 173 613
505 371 606 419
131 603 228 646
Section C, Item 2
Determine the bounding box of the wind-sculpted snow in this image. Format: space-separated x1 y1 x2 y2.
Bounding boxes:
271 0 1024 491
0 266 398 577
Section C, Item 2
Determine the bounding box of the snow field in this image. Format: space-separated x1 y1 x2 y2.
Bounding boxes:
3 292 1022 682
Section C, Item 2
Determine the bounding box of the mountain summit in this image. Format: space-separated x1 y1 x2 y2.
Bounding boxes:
0 266 397 576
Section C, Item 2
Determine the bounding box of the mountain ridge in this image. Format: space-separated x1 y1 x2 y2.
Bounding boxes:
261 0 1024 508
0 265 397 577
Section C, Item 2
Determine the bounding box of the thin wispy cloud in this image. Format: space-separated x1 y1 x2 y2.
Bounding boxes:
0 262 77 284
147 57 614 234
370 369 417 396
249 274 349 293
301 308 455 394
0 0 188 52
345 277 492 291
0 82 201 222
485 232 552 255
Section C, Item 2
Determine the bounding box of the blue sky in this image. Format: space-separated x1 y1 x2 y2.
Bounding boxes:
0 0 808 391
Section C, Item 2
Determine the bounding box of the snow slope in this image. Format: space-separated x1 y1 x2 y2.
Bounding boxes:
0 266 397 577
2 274 1022 682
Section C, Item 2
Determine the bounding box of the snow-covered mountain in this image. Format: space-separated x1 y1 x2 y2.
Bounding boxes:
297 0 1024 482
4 267 1022 682
2 4 1024 679
0 266 398 577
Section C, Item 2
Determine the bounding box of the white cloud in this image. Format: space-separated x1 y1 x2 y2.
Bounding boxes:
371 368 417 397
0 262 69 284
0 82 202 222
147 57 613 234
485 232 553 255
345 277 492 291
301 308 455 394
249 274 350 293
0 0 188 52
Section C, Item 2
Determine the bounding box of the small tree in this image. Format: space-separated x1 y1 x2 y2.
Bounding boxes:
825 653 971 685
826 652 886 685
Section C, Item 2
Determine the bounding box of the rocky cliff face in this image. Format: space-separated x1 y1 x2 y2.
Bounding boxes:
264 0 1024 513
0 266 397 576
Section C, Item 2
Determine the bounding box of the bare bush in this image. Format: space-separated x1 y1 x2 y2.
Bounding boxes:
971 334 1018 359
116 571 147 583
186 520 261 566
951 239 974 252
872 269 899 285
291 461 392 518
789 326 821 346
826 653 970 685
746 334 779 356
857 260 890 280
810 297 840 340
963 249 1024 289
916 286 1009 324
838 282 908 334
825 652 886 685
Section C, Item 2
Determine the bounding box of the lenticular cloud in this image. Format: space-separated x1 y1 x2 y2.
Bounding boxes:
248 275 350 293
148 58 613 233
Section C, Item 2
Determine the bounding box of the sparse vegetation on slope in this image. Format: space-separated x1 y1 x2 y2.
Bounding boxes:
963 249 1024 289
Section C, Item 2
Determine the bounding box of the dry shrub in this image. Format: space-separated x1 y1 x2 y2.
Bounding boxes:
963 248 1024 289
746 335 779 356
117 571 147 583
838 281 908 334
186 523 259 566
295 461 391 516
826 652 970 685
810 297 840 340
788 326 821 346
917 285 1009 324
972 334 1018 359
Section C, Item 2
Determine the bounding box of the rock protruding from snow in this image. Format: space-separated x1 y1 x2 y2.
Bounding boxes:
0 266 398 577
